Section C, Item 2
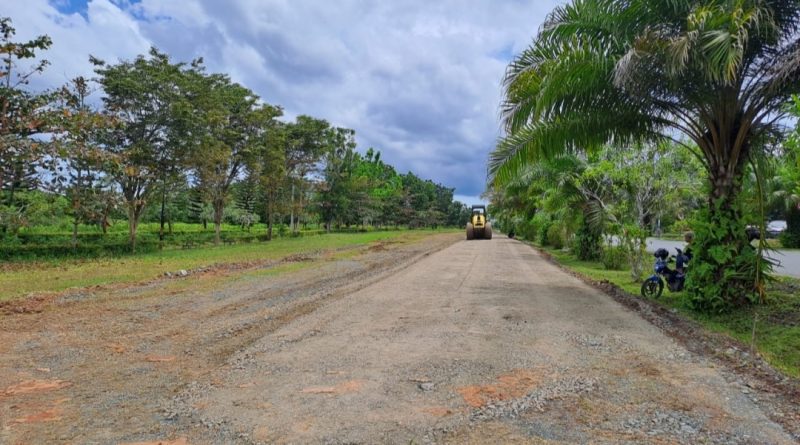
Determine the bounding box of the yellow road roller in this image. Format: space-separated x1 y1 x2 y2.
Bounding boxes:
466 205 492 240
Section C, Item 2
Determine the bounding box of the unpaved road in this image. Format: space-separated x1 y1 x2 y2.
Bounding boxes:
1 234 798 444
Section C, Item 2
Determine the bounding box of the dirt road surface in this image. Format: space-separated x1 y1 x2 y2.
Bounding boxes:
1 234 798 444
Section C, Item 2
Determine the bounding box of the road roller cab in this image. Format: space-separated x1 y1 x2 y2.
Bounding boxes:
466 205 492 240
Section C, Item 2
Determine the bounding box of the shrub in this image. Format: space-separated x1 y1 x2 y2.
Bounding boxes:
537 219 553 246
545 224 564 249
685 203 771 312
573 222 602 261
517 217 537 241
670 218 692 235
601 246 627 270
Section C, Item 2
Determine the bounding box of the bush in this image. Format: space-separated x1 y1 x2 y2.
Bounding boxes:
670 219 692 235
573 222 602 261
685 203 771 312
537 218 553 246
517 217 536 241
545 224 565 249
601 246 627 270
779 206 800 248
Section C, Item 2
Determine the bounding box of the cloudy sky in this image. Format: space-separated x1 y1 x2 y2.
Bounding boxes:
7 0 563 204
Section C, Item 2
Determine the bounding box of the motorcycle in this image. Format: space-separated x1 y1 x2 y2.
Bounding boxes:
640 247 688 298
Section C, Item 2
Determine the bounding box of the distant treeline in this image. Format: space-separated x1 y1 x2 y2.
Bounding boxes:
0 17 471 253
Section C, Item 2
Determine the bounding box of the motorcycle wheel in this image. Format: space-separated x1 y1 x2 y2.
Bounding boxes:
641 279 664 299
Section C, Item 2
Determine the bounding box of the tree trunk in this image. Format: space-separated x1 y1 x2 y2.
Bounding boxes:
159 181 167 247
686 152 762 309
101 208 109 234
213 202 223 246
290 183 296 234
214 221 221 245
72 219 79 251
127 205 140 254
268 211 274 241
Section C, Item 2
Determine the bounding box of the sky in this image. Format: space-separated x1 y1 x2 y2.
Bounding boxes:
6 0 563 205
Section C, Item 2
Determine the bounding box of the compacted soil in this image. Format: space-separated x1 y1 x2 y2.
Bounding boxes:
1 234 797 444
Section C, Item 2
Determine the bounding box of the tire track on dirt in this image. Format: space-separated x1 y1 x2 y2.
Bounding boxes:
0 233 460 444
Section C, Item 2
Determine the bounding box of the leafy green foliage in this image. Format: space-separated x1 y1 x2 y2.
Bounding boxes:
92 48 205 251
544 246 800 378
491 0 800 311
686 202 772 312
573 220 602 261
0 20 471 260
545 223 565 249
0 17 55 234
601 246 628 271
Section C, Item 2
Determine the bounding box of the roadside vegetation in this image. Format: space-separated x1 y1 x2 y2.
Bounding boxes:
488 0 799 376
537 245 800 378
0 17 471 263
489 0 800 313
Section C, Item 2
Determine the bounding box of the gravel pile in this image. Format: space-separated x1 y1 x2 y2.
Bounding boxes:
471 376 597 421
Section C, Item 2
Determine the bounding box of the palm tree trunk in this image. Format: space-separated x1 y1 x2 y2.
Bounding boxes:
687 152 760 308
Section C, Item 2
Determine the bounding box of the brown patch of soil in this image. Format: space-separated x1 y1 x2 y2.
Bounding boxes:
119 438 189 445
4 379 72 396
145 355 176 363
301 380 365 395
456 369 542 408
0 294 58 314
422 406 454 417
12 407 63 424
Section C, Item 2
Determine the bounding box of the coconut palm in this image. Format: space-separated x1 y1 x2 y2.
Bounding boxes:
490 0 800 310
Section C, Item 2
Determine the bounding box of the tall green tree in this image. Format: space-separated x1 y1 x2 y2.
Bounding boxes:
92 48 199 251
285 116 330 233
188 72 281 244
251 120 288 240
0 17 53 235
52 77 116 248
778 95 800 247
491 0 800 310
317 127 360 230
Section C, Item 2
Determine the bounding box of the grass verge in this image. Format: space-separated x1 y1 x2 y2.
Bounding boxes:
1 229 458 302
540 245 800 378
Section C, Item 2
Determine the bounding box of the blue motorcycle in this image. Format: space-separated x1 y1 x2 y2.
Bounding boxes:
641 248 688 298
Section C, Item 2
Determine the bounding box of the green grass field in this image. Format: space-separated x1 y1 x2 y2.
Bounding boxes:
1 229 457 302
540 246 800 378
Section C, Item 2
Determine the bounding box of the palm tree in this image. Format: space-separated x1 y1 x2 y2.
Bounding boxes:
491 0 800 310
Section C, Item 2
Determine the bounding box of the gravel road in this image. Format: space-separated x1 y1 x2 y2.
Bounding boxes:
1 234 797 444
182 237 796 444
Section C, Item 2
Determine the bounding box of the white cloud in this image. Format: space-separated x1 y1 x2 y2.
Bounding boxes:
6 0 563 196
6 0 150 90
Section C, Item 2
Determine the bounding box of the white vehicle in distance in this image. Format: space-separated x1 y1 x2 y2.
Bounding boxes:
766 220 787 238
